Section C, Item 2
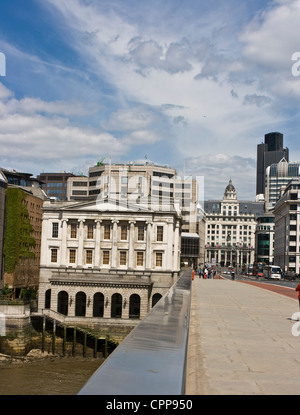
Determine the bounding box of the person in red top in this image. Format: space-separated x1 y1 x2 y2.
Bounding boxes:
295 283 300 308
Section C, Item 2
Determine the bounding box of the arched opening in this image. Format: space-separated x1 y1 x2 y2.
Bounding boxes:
45 289 51 309
57 291 68 316
93 292 104 317
129 294 140 319
152 293 162 308
75 291 86 317
111 293 122 318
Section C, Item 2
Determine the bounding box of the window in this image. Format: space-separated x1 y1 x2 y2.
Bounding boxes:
156 252 163 267
104 224 111 239
51 249 57 263
137 251 144 266
138 225 145 241
103 251 110 265
120 251 127 265
121 225 128 240
52 223 58 238
87 224 94 239
70 223 77 238
86 250 93 264
157 226 163 242
69 249 76 263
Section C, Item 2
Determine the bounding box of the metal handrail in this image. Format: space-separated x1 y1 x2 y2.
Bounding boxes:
78 269 192 395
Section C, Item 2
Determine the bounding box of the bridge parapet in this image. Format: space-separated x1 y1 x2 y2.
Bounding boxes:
78 269 192 395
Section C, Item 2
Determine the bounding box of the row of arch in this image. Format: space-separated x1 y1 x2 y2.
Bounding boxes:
45 290 162 319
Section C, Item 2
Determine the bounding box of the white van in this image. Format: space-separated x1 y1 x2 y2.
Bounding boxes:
263 265 282 280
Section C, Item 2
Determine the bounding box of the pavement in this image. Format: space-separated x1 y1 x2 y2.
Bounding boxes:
185 277 300 395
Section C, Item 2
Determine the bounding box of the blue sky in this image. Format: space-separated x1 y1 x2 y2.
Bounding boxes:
1 0 300 200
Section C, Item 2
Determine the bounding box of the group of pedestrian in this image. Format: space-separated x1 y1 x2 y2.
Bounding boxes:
196 266 216 279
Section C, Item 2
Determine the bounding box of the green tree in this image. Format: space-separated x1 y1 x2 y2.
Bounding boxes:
3 188 36 273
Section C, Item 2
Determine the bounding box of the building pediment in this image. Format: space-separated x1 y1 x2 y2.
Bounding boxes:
49 195 180 214
57 197 154 213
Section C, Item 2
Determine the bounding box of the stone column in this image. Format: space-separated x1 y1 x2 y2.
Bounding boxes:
128 220 136 269
173 221 180 270
146 221 153 269
40 218 49 266
60 219 68 267
95 220 102 268
166 222 173 270
111 219 119 268
78 219 85 267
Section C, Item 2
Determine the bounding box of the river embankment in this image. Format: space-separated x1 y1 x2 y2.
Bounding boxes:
0 349 104 395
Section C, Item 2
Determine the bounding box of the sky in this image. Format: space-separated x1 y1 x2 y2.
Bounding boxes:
1 0 300 201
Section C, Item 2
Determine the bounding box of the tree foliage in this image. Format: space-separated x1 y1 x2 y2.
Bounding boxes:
3 188 36 273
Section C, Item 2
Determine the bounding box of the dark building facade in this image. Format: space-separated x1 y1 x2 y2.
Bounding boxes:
256 132 289 196
37 172 76 201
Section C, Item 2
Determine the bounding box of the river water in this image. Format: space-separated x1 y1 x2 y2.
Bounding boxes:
0 354 104 395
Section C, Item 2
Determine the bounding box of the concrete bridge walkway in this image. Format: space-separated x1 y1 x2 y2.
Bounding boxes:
185 278 300 395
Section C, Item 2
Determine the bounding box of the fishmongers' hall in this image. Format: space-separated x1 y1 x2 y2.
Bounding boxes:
38 196 181 332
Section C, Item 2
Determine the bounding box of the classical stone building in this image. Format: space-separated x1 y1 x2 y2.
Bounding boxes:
204 180 264 270
38 196 181 329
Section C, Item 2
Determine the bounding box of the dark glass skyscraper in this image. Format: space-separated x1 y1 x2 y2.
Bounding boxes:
256 132 289 195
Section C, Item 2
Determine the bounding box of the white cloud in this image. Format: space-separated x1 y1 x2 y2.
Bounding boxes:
0 83 127 172
3 0 300 199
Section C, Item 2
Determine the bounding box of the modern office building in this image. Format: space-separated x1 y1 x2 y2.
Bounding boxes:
37 172 78 201
273 178 300 273
204 180 264 270
255 212 275 265
1 167 43 188
67 160 202 265
256 132 289 196
265 158 300 210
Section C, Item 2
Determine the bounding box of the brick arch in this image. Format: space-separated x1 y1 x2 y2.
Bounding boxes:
45 289 51 309
75 291 86 317
57 290 68 315
93 292 104 317
129 294 140 319
152 293 162 308
111 293 122 318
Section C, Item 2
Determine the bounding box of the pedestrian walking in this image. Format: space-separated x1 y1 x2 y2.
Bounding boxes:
199 268 202 278
295 282 300 308
231 268 235 280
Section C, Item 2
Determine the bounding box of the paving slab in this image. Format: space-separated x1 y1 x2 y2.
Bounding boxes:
185 278 300 395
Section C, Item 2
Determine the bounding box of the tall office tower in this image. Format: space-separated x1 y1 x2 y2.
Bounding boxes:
256 132 289 196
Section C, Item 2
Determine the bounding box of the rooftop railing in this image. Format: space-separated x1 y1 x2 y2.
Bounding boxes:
78 269 192 395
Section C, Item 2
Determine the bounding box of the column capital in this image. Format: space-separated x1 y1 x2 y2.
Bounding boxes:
129 220 136 225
